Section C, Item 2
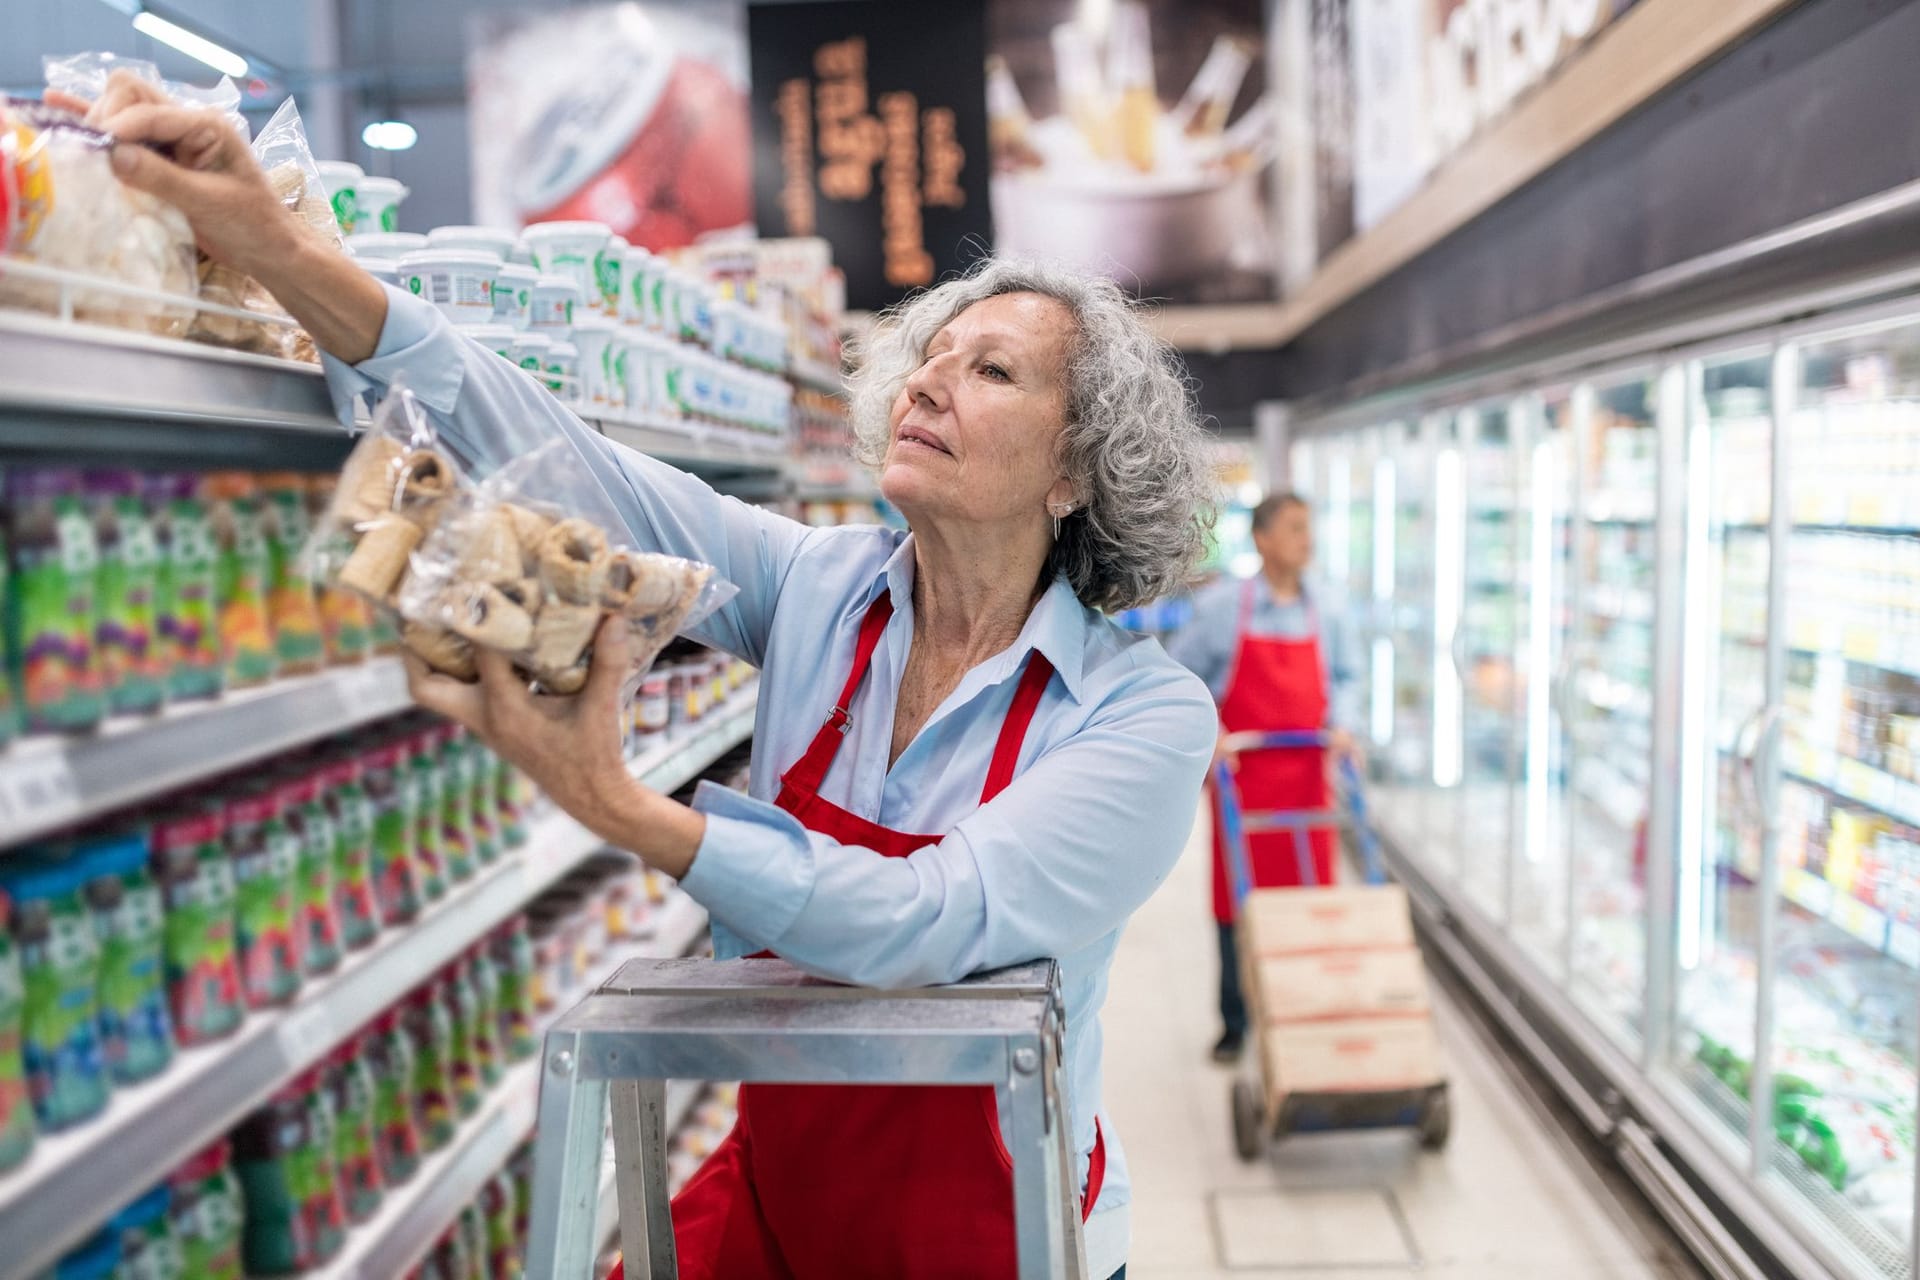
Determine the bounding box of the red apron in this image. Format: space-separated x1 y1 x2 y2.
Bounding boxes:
1209 579 1333 923
649 593 1107 1280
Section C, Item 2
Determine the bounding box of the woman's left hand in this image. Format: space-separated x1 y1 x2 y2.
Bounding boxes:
405 617 637 842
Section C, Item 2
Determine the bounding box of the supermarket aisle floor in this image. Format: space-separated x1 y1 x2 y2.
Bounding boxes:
1101 811 1706 1280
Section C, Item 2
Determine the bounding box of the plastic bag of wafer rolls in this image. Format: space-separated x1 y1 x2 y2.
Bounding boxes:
395 438 734 696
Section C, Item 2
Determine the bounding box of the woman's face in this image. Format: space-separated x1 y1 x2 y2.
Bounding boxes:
879 292 1077 529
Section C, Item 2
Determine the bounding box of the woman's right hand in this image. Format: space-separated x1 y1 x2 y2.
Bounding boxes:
73 72 302 283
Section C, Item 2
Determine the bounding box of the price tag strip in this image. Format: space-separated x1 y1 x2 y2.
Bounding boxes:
0 747 83 837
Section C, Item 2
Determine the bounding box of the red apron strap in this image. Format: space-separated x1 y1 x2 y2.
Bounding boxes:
979 651 1056 804
1081 1117 1108 1221
782 593 895 797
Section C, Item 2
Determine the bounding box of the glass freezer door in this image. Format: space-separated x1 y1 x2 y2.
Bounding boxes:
1669 350 1776 1169
1762 320 1920 1279
1455 403 1523 924
1570 374 1659 1047
1376 418 1438 847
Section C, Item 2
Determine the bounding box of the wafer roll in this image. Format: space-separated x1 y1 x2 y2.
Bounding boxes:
541 662 590 695
503 502 557 557
338 436 407 523
396 448 456 526
528 601 602 674
445 581 536 651
539 519 611 605
402 621 477 682
458 507 524 582
337 514 421 600
496 577 543 615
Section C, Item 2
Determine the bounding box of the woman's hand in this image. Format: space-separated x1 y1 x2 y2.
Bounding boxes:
406 617 637 837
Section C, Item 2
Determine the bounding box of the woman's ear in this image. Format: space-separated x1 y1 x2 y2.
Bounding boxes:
1045 475 1078 515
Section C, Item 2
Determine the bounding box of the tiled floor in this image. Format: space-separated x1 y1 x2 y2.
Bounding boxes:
1100 809 1705 1279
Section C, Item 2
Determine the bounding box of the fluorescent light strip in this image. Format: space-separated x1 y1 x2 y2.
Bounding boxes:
1433 444 1464 789
1371 635 1394 749
1525 438 1555 865
133 11 248 78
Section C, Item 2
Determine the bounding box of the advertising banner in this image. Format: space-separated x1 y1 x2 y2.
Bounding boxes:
747 0 992 312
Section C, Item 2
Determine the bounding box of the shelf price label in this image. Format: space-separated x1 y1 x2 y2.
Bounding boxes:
336 662 399 713
0 750 82 834
1832 896 1889 950
279 1001 338 1065
1784 867 1834 919
1889 922 1920 971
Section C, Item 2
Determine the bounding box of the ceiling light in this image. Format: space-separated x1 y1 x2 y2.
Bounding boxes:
132 11 249 78
362 120 418 151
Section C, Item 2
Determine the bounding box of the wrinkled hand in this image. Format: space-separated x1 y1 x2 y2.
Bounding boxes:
62 70 299 280
405 617 638 839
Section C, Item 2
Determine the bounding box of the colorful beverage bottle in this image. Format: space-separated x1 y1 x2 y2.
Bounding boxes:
150 807 244 1046
438 726 478 883
362 740 423 926
74 833 174 1084
328 1041 385 1223
365 1011 423 1184
280 770 343 976
261 474 328 675
408 729 449 902
87 470 168 716
6 467 106 732
0 854 109 1131
153 474 224 702
204 473 277 689
0 888 37 1172
319 755 381 949
402 984 457 1151
226 786 304 1009
167 1138 245 1280
108 1183 183 1280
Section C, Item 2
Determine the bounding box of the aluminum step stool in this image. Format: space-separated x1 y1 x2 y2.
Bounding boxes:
524 955 1090 1280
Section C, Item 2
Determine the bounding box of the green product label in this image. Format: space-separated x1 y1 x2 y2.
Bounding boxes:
410 763 446 900
370 791 421 926
330 187 358 233
98 497 166 715
97 878 173 1083
236 1145 305 1274
594 251 619 309
266 493 325 669
411 1001 456 1150
441 748 477 881
336 1060 382 1218
379 205 398 233
330 789 380 948
0 940 32 1167
13 496 105 732
19 894 108 1129
171 1170 245 1280
299 1092 347 1260
373 1029 422 1183
217 497 275 687
296 808 341 975
113 1214 186 1280
161 500 223 700
519 355 541 372
163 853 242 1044
447 973 481 1118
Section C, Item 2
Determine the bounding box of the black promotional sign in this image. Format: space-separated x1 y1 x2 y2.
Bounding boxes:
748 0 991 311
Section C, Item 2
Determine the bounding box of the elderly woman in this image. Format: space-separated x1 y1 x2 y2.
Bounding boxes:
92 85 1217 1280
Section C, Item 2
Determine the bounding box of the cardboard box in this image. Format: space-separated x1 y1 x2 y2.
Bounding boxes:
1255 948 1432 1023
1242 884 1415 956
1263 1016 1446 1096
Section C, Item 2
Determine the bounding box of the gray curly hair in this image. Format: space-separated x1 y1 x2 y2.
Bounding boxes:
848 257 1216 613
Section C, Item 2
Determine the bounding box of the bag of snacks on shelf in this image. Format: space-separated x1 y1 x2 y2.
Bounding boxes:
0 886 36 1173
0 98 198 336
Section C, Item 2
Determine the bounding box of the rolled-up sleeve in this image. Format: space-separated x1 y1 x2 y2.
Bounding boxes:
318 283 808 664
679 664 1215 988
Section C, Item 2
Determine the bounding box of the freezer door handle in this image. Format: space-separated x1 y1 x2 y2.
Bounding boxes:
1733 704 1783 828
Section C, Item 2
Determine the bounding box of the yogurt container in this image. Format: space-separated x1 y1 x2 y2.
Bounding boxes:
521 222 613 314
356 177 409 234
620 244 654 328
510 332 552 380
397 250 497 324
569 316 621 413
546 340 581 405
491 263 540 329
460 323 517 363
315 161 365 234
360 259 399 290
528 274 583 331
596 236 629 316
346 232 428 261
622 331 657 418
426 225 518 261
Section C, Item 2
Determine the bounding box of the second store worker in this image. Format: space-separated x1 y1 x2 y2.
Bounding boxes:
1167 494 1362 1063
82 73 1220 1280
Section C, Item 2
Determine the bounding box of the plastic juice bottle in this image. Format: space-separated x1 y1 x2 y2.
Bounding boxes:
483 1166 521 1278
408 729 449 902
0 888 37 1172
204 473 277 689
458 1202 488 1280
465 944 503 1087
74 832 174 1084
490 917 538 1061
497 756 528 848
362 739 423 927
87 469 168 716
152 474 224 702
149 807 244 1045
109 1183 183 1280
443 963 483 1119
305 476 373 665
226 786 304 1009
403 984 457 1150
0 855 109 1131
167 1138 245 1280
6 467 106 732
328 1041 385 1223
0 519 17 747
279 770 343 976
469 739 502 865
260 473 327 675
509 1143 534 1236
365 1011 423 1184
318 755 380 949
299 1069 350 1262
437 726 478 883
233 1080 323 1274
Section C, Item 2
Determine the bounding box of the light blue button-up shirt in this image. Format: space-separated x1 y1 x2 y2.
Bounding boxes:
322 285 1216 1259
1166 574 1362 728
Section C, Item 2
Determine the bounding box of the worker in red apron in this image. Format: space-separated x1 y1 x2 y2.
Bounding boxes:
1167 493 1359 1063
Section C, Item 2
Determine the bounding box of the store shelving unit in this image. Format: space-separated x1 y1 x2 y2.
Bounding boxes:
788 355 846 397
1291 298 1920 1280
0 690 754 1280
0 658 411 844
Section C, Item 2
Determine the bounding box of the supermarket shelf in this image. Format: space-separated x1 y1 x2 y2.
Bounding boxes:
0 310 350 468
1784 739 1920 829
0 659 411 847
788 356 846 396
1789 618 1920 682
596 414 791 478
0 689 754 1280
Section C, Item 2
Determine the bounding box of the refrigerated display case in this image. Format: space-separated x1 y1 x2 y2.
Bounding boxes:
1283 294 1920 1280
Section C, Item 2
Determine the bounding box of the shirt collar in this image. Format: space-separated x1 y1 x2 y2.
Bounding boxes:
866 535 1088 704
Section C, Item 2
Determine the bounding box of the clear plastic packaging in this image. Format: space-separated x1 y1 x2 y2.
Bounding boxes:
307 386 733 697
0 98 198 336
